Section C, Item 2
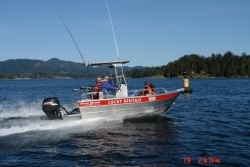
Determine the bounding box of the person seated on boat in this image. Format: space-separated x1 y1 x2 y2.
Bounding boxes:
141 81 154 96
101 76 118 96
92 77 102 99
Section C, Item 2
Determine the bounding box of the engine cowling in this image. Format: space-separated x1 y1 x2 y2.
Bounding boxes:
42 97 62 120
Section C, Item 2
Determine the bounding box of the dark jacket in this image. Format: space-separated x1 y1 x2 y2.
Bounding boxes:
102 81 117 94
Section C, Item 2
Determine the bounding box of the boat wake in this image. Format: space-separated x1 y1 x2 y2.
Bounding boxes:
0 100 44 120
0 100 174 153
0 100 124 138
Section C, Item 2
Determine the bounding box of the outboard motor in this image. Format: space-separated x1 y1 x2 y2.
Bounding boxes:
42 97 63 120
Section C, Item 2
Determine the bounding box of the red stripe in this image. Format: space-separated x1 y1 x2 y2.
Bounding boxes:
78 92 179 108
155 92 179 100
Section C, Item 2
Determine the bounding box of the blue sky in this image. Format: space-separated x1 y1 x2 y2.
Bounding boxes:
1 0 250 67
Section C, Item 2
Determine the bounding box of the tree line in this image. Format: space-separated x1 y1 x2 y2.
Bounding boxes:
1 51 249 79
0 72 95 79
125 51 250 78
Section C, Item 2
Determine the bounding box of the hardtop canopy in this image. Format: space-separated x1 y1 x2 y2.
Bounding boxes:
87 61 130 68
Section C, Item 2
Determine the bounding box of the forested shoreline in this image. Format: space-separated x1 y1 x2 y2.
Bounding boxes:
126 51 250 78
0 51 249 79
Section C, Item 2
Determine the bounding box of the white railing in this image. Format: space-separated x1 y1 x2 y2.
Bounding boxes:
128 88 168 97
79 88 168 100
80 91 115 100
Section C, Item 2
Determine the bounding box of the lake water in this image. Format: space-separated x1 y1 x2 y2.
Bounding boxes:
0 78 249 166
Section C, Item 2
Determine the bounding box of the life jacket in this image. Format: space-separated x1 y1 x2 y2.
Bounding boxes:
92 82 101 99
93 82 101 92
149 83 155 94
141 87 153 95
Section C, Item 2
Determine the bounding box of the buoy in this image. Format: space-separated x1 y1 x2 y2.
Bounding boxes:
183 78 189 88
182 72 193 93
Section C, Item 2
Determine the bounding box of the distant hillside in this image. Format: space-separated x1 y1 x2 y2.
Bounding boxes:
126 51 250 78
1 51 249 79
0 58 142 79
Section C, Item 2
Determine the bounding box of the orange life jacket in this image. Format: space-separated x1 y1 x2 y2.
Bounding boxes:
141 87 153 95
92 82 101 99
93 82 101 92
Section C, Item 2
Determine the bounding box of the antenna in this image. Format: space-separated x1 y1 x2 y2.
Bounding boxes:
106 1 120 61
51 4 88 71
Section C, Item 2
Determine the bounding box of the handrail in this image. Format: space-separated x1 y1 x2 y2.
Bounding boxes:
80 88 168 100
127 88 168 97
81 91 115 100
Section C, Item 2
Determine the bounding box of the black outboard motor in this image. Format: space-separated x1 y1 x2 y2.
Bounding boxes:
42 97 63 120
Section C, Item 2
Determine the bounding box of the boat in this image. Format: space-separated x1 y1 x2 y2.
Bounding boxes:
42 3 184 120
42 60 184 120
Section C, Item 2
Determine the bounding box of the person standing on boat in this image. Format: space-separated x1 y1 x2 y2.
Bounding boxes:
101 76 118 95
